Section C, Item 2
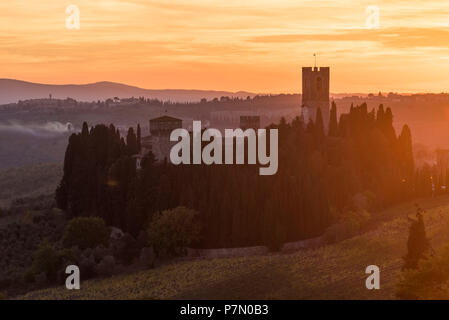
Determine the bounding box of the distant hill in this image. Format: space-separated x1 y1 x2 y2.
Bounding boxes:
0 79 256 104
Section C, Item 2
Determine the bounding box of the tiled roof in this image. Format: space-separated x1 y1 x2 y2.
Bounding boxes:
150 115 182 122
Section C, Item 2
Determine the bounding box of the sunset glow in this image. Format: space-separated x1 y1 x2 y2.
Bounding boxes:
2 0 449 93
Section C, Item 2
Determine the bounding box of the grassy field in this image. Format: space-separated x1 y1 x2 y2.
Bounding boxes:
19 195 449 300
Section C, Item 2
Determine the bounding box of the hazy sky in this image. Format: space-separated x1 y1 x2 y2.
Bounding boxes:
2 0 449 93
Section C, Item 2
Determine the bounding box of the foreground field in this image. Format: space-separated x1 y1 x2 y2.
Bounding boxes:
20 195 449 300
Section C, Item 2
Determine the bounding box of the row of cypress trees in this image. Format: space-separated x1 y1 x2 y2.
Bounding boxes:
56 102 416 248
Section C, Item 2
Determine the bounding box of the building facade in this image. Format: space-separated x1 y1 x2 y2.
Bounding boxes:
141 115 183 163
301 66 330 128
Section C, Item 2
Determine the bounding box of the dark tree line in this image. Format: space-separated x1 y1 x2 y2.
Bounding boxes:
56 102 418 249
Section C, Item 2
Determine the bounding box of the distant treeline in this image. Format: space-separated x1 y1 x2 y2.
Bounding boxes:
2 94 300 111
126 93 300 106
56 102 419 249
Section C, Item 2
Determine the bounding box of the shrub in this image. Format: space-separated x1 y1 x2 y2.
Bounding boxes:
62 217 109 250
140 247 155 268
114 233 139 265
95 255 116 277
92 245 110 262
29 240 61 282
79 253 96 279
396 246 449 299
324 209 371 244
147 207 201 256
24 270 35 283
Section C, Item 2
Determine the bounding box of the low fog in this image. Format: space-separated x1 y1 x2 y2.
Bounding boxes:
0 121 75 138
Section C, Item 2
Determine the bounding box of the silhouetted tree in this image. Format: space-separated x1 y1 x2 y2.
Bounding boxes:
403 206 431 269
56 103 420 248
328 101 338 137
137 124 142 153
314 107 325 141
126 127 138 155
81 122 89 137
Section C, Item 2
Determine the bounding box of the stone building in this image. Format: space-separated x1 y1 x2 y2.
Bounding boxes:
301 66 330 129
140 115 183 163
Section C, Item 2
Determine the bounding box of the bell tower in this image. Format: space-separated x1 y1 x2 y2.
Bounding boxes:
301 66 330 129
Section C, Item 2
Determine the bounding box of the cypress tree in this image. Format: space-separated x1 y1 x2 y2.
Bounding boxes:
328 101 338 137
398 124 414 178
315 107 325 140
376 104 385 125
403 206 431 269
137 123 142 153
81 122 89 137
126 128 138 155
384 107 396 141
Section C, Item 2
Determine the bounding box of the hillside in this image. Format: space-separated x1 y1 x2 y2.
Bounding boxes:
19 195 449 300
0 163 61 208
0 79 256 104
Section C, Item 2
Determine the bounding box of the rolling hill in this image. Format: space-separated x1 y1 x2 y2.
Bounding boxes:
19 195 449 300
0 79 256 104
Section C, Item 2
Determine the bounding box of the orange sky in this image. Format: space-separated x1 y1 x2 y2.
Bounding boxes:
2 0 449 93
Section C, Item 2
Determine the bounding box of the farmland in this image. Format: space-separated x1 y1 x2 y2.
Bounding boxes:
20 195 449 300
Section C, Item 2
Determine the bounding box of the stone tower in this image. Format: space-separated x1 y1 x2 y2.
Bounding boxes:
301 66 330 128
147 115 183 162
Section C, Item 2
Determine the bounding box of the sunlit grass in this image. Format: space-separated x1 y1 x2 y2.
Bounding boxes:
20 196 449 300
